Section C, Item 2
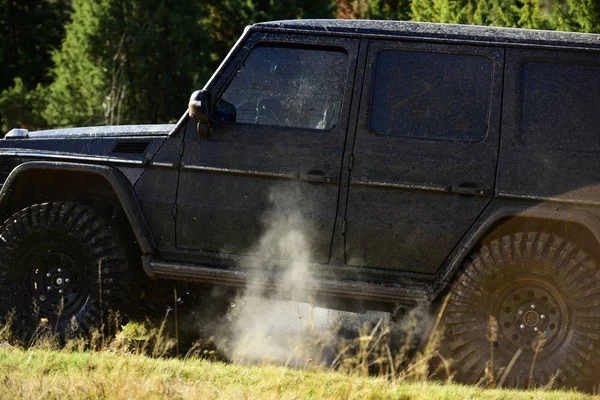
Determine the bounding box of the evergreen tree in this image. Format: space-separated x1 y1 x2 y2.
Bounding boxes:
409 0 550 28
0 78 47 132
204 0 335 70
480 0 516 26
0 0 71 92
42 0 109 127
554 0 600 33
410 0 461 23
43 0 212 127
0 0 71 132
369 0 412 20
472 0 492 25
512 0 545 29
201 0 258 68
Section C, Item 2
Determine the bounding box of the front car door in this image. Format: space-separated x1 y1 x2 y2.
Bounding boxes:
345 40 504 273
175 32 359 266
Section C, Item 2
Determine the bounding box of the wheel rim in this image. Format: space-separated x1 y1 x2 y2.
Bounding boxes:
29 252 88 318
494 278 569 359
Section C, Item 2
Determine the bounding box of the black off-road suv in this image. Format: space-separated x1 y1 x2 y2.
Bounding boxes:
2 20 600 388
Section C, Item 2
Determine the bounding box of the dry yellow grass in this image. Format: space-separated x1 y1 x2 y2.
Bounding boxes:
0 298 594 399
0 347 595 400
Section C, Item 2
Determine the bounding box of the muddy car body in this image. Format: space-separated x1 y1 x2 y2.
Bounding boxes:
1 20 600 388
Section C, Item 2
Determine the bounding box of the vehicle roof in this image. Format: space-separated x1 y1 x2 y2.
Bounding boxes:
255 19 600 51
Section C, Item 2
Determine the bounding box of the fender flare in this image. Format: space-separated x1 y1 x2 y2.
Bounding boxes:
0 161 157 256
435 204 600 295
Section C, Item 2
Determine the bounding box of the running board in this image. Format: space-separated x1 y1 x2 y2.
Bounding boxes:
147 260 431 306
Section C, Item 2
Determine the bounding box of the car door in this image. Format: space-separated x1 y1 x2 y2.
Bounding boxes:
175 32 359 265
345 40 504 273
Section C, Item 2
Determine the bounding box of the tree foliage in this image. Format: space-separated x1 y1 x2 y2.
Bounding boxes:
0 0 71 92
42 0 110 127
204 0 335 70
1 0 599 131
0 0 71 131
555 0 600 32
43 0 212 127
0 78 47 132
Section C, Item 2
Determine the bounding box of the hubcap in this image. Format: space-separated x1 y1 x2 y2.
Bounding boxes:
30 253 85 318
495 280 568 359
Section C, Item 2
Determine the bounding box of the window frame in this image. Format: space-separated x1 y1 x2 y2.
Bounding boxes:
211 39 350 133
366 43 496 144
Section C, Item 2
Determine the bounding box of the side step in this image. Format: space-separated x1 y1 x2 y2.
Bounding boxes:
147 260 431 306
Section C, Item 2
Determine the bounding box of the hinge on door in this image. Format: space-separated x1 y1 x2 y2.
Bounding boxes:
349 155 354 171
179 139 185 156
342 219 347 235
172 204 177 219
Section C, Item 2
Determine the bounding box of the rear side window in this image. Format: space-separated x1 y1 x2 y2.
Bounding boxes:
217 45 348 130
370 50 492 142
520 62 600 152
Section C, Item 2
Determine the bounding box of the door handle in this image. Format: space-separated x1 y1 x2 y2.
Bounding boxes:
297 172 338 184
451 184 490 197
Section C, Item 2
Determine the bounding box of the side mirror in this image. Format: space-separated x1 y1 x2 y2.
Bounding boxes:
215 100 237 124
188 90 211 139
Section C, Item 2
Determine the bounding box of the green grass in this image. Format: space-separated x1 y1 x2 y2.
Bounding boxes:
0 347 595 400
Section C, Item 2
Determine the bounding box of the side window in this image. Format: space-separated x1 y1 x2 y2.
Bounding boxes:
520 61 600 152
217 45 348 130
370 49 492 142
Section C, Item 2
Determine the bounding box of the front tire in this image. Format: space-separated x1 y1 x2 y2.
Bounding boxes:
441 232 600 390
0 202 132 341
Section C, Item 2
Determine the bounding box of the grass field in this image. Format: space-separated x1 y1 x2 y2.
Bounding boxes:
0 346 595 400
0 301 597 399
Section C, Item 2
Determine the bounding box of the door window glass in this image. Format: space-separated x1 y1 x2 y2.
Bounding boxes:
217 45 348 130
370 49 492 142
520 61 600 151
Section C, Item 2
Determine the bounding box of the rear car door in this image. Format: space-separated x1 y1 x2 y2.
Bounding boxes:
345 40 504 273
176 32 359 264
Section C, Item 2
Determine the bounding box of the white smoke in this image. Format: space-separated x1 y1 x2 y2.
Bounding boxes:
220 183 329 364
211 183 429 367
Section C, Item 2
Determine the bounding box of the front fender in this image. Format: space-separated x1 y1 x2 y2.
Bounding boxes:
0 161 157 256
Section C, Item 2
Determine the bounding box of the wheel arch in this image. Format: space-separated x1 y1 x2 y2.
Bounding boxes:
435 205 600 299
0 161 156 257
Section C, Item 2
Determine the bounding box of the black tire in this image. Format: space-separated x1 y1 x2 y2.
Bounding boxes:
441 232 600 390
0 202 132 341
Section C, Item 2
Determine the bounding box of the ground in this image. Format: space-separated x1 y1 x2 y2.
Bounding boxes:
0 348 594 399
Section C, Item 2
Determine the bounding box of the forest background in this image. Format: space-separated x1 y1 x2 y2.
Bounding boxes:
0 0 598 133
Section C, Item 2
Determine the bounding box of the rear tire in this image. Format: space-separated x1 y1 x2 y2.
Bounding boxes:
441 232 600 390
0 202 132 342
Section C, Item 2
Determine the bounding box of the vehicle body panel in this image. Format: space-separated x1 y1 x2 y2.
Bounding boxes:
175 32 360 265
344 40 504 273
